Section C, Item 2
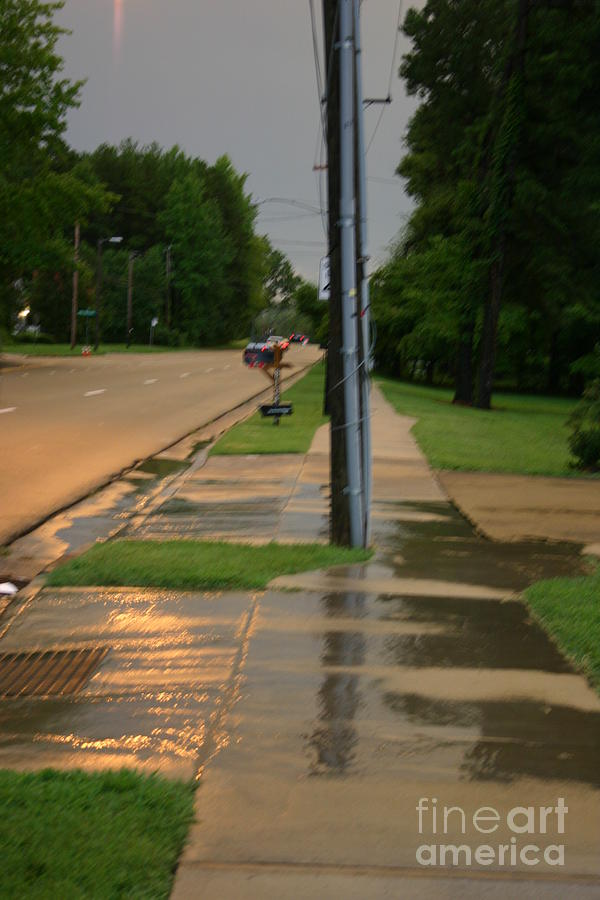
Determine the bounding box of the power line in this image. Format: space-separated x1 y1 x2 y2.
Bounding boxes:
365 0 403 154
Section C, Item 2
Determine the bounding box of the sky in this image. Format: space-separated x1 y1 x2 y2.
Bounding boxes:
56 0 422 281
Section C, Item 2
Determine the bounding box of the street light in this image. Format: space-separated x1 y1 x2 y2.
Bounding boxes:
127 250 142 346
95 236 123 349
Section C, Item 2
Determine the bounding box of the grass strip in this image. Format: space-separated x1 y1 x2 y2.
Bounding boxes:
0 768 194 898
2 341 246 357
211 359 327 455
377 376 582 477
523 568 600 691
47 539 371 590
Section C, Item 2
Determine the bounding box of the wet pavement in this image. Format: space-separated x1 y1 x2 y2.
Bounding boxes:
0 384 598 897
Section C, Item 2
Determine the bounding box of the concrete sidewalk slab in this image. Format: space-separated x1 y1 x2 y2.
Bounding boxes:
438 470 600 544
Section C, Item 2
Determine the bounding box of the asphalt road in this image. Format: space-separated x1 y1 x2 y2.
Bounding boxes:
0 345 321 545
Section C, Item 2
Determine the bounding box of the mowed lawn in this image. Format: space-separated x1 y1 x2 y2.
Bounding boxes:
47 539 371 590
212 359 327 455
524 568 600 692
0 769 195 898
377 377 580 477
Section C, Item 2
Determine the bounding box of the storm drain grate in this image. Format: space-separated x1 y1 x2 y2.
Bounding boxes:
0 648 109 698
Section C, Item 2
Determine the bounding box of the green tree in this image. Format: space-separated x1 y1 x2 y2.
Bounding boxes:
160 173 233 345
0 0 111 328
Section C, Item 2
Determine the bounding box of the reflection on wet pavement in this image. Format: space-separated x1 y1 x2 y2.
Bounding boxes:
0 588 254 778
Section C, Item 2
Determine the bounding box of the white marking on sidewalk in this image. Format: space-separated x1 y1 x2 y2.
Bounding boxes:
144 378 157 385
84 389 106 397
180 372 191 378
0 407 16 414
205 367 214 373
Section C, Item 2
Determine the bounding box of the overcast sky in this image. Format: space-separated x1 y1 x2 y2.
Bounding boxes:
56 0 422 281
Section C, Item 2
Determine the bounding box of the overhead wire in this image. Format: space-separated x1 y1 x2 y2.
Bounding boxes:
365 0 403 154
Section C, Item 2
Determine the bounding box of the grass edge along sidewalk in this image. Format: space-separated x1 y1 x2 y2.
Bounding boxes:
377 376 582 478
0 768 195 898
211 358 327 456
523 566 600 693
47 539 371 590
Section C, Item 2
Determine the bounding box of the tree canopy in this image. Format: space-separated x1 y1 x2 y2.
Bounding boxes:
373 0 600 405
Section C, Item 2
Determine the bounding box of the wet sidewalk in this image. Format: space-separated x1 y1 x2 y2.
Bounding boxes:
170 387 600 897
0 385 598 897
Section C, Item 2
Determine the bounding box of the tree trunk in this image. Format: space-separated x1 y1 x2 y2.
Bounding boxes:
476 0 530 409
453 319 474 405
546 329 561 394
477 250 505 409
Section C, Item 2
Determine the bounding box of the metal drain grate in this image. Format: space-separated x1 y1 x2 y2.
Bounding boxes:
0 648 109 698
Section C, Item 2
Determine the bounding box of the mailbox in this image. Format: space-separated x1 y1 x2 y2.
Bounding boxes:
243 341 275 368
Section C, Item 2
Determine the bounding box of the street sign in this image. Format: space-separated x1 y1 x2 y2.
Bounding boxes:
318 256 330 301
151 317 158 327
260 403 293 418
77 309 96 317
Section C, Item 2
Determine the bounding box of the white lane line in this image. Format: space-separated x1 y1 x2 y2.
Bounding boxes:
180 372 191 378
144 378 158 385
0 407 16 415
84 389 106 397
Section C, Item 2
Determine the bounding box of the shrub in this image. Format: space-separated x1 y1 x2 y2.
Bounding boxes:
568 379 600 470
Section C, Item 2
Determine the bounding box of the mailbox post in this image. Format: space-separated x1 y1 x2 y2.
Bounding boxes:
242 338 293 425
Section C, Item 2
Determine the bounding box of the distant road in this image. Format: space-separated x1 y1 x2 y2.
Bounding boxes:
0 345 321 544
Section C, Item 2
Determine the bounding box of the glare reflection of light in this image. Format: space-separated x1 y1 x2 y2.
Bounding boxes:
113 0 123 57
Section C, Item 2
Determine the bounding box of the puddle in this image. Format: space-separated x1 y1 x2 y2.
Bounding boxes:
378 501 585 591
136 457 191 477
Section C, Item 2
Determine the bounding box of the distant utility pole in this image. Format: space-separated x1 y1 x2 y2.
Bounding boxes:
323 0 367 548
127 251 142 344
70 221 79 349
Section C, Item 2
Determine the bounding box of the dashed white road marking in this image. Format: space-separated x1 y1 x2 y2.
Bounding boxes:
0 407 16 414
144 378 158 385
180 372 191 378
84 389 106 397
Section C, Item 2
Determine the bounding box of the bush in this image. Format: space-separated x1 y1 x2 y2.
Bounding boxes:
12 331 55 344
568 379 600 469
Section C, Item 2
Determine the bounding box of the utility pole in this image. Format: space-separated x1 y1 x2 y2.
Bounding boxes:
323 0 365 547
70 221 79 349
127 251 135 343
353 0 372 545
324 0 348 545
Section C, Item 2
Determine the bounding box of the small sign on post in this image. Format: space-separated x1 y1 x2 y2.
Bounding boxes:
318 256 330 301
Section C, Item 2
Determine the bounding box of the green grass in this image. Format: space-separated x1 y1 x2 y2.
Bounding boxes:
524 568 600 691
211 360 327 455
0 768 195 898
2 340 247 357
377 377 582 477
3 342 186 356
46 539 371 590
